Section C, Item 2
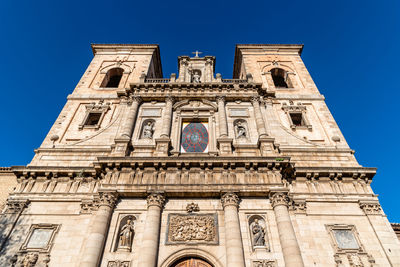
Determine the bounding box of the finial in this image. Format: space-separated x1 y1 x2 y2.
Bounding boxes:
192 50 202 58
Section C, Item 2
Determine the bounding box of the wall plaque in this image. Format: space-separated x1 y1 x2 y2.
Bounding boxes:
229 108 249 117
20 224 60 253
141 108 161 117
166 213 218 244
333 230 359 250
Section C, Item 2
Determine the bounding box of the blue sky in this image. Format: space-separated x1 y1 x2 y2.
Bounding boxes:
0 0 399 221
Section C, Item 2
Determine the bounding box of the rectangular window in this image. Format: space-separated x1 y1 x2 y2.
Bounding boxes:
85 112 102 126
20 224 59 253
289 113 304 126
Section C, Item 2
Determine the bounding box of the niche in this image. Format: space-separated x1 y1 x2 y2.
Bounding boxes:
114 215 136 252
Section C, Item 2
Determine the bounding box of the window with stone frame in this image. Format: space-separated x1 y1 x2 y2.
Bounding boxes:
282 102 312 130
79 100 111 130
326 224 364 253
101 67 124 88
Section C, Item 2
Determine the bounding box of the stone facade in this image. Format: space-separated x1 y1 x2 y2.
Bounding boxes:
0 43 399 267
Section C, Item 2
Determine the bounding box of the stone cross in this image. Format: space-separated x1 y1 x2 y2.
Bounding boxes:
192 50 202 58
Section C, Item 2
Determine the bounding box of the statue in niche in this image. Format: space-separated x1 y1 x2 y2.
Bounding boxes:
235 120 247 138
192 70 201 83
251 218 266 247
117 217 135 251
142 120 154 139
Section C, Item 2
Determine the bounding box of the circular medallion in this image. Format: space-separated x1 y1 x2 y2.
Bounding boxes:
181 122 209 153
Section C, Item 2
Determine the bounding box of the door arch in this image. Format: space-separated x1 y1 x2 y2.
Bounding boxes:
172 257 213 267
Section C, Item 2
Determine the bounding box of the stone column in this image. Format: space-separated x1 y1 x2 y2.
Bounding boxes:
120 96 142 139
138 193 165 267
216 96 228 137
0 200 29 251
270 192 304 267
81 192 118 267
221 192 245 267
160 96 174 138
251 96 268 137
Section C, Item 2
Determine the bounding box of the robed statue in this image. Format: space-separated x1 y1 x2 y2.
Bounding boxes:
251 219 266 247
118 218 135 251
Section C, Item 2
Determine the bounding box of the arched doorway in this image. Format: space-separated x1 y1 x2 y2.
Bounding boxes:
172 257 213 267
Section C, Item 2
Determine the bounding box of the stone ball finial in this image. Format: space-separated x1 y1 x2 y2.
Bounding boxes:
50 135 59 142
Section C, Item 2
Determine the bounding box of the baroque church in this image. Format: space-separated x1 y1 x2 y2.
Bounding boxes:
0 43 399 267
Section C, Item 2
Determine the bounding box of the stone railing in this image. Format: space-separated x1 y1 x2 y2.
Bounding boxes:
221 79 247 84
145 78 171 83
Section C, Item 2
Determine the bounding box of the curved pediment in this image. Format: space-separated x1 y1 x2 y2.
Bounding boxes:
173 99 217 111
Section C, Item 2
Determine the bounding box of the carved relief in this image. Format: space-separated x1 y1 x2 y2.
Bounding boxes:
116 216 136 252
359 202 382 215
108 260 130 267
80 198 100 214
248 215 268 250
186 202 200 213
166 213 218 244
20 253 38 267
99 192 118 208
347 254 364 267
293 200 307 214
252 259 276 267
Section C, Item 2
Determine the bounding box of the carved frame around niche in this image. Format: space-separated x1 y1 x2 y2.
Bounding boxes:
247 214 270 251
111 213 139 253
20 224 60 253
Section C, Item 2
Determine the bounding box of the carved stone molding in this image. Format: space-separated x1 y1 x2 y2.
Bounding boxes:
252 259 276 267
250 95 261 103
359 202 382 215
269 192 290 208
165 96 175 104
108 260 130 267
293 200 307 214
166 213 218 244
347 253 363 267
80 198 100 214
99 192 118 208
216 96 226 103
221 192 239 208
4 199 30 214
146 193 165 208
129 96 142 105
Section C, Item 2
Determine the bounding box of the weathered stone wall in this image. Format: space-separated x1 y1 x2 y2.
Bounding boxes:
0 168 17 212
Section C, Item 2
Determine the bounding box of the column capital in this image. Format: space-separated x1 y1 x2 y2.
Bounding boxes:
216 96 226 103
250 95 261 104
4 199 30 214
221 192 240 208
146 193 166 208
128 96 142 104
165 96 175 104
269 191 290 208
99 191 118 208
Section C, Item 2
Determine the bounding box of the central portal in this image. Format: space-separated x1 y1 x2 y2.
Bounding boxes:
173 257 213 267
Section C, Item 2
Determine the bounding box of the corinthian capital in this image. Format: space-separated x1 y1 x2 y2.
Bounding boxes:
146 193 166 208
165 96 175 105
269 192 290 208
99 192 118 208
221 192 240 208
250 95 260 104
131 96 143 104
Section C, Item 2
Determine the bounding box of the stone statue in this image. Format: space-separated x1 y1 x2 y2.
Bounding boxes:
192 70 201 83
235 121 247 138
251 219 265 247
117 218 135 251
142 121 154 139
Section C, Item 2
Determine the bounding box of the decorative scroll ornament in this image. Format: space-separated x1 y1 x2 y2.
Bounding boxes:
128 96 142 105
146 193 165 208
269 192 290 208
167 214 218 244
252 260 276 267
347 253 363 267
216 96 225 103
19 253 39 267
359 202 382 215
108 260 130 267
99 192 118 208
5 199 30 214
186 202 200 213
293 200 307 214
221 192 240 208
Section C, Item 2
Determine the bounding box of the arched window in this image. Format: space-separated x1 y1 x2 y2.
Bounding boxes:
101 68 123 88
271 68 291 88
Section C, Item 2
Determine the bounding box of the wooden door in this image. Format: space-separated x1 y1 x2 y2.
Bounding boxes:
174 258 213 267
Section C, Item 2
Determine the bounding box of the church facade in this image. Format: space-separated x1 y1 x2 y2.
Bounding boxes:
1 44 399 267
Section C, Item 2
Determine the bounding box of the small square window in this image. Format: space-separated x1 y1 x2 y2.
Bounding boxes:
85 112 102 126
290 113 304 126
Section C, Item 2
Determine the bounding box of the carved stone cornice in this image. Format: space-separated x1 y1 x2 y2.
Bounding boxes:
146 193 165 208
269 192 290 208
221 192 240 208
98 192 118 208
359 201 382 215
4 199 30 214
